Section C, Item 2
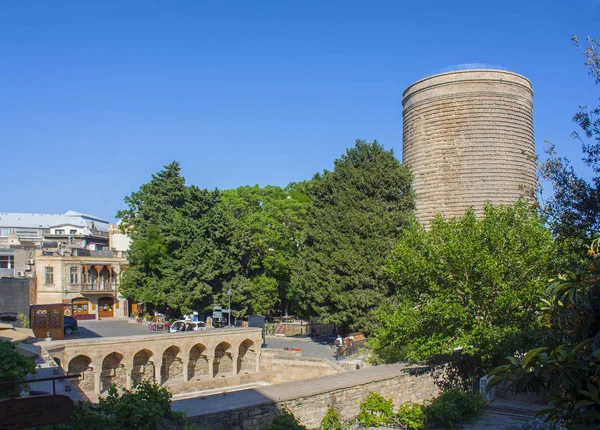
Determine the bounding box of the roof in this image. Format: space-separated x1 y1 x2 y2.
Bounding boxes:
0 211 109 232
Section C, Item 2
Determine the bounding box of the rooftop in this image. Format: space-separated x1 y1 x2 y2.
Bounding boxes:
0 211 110 232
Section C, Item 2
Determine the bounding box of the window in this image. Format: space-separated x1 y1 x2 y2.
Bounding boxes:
0 255 14 269
45 267 54 284
70 266 79 284
69 229 77 235
54 229 65 235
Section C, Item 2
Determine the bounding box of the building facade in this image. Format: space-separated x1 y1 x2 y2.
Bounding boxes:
34 249 128 319
0 210 130 318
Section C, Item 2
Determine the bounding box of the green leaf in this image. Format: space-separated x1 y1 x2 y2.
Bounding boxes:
523 347 549 368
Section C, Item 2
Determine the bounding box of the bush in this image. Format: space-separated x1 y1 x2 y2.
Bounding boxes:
41 381 189 430
425 390 485 430
263 408 306 430
319 407 343 430
0 340 36 399
396 402 425 430
357 393 395 427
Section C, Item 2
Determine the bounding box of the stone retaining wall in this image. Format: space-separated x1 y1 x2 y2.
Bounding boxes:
188 365 438 429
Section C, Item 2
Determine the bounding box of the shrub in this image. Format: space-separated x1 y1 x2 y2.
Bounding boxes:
319 407 343 430
41 381 188 430
357 393 394 427
263 408 306 430
0 340 37 399
396 402 425 430
425 390 485 430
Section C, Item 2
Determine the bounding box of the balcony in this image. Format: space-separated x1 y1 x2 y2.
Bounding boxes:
66 283 117 294
0 268 15 277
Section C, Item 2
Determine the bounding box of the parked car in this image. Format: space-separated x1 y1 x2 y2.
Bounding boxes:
64 316 78 335
169 320 206 333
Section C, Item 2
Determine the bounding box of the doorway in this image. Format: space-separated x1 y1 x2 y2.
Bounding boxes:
72 299 89 316
98 297 114 318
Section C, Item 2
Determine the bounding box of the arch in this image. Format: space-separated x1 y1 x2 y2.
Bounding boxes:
213 341 233 378
101 352 126 393
237 339 256 374
188 343 209 381
132 349 155 386
161 346 183 385
68 355 94 393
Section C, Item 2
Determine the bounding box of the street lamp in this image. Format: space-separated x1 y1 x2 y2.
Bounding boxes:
227 288 232 328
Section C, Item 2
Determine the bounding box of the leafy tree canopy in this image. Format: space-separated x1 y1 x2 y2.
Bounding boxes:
291 140 414 330
369 202 557 368
118 161 238 313
540 36 600 262
219 183 311 317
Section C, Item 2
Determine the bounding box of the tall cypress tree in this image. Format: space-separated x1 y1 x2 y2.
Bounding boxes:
292 140 414 330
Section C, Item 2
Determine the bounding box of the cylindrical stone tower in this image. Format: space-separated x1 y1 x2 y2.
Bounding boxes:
402 69 536 225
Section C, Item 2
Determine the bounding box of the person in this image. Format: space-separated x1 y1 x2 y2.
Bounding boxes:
184 314 192 321
334 335 343 360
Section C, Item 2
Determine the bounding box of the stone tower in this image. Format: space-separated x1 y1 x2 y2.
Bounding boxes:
402 69 536 225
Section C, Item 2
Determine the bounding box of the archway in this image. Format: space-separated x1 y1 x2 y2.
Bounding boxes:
161 346 183 385
237 339 256 374
132 349 155 386
68 355 94 393
188 343 209 381
101 352 126 393
213 342 233 378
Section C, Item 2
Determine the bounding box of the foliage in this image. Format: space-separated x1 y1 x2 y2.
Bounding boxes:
292 140 414 330
539 35 600 262
16 312 29 328
357 393 395 427
369 202 556 376
319 407 343 430
262 407 307 430
43 381 188 430
0 340 37 399
489 239 600 428
396 402 425 430
424 390 485 430
118 161 239 313
220 183 311 317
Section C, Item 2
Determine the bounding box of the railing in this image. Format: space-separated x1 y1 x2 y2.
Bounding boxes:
80 283 117 292
0 268 15 277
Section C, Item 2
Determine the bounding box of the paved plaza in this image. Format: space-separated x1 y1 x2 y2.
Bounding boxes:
67 319 338 360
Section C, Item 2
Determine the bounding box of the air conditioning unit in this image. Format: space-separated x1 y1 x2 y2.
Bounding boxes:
27 259 35 265
479 376 497 402
25 265 31 271
17 271 25 277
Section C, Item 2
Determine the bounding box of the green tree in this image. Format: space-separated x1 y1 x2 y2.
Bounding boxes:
0 340 36 399
489 239 600 428
292 140 414 330
220 183 311 317
540 36 600 262
118 162 238 313
369 202 556 373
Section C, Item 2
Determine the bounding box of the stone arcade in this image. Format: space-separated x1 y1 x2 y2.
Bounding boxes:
42 328 263 399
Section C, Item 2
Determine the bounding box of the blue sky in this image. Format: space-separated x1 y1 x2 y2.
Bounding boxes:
1 0 598 222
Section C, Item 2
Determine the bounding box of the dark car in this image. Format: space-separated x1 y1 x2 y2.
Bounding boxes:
64 316 78 335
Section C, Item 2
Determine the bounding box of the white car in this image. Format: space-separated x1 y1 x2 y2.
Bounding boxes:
169 320 207 333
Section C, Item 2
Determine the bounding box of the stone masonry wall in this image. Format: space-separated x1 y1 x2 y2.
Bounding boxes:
0 278 30 318
402 69 536 226
188 367 438 430
260 350 343 384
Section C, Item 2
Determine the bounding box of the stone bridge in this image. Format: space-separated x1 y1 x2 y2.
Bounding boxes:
42 328 263 397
